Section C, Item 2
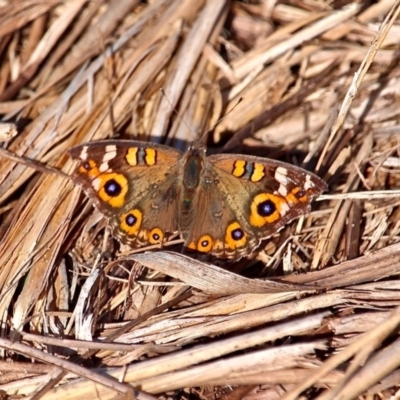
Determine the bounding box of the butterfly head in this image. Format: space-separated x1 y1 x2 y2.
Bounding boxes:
187 139 207 156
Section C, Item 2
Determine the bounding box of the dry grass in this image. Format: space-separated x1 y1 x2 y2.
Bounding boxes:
1 0 400 399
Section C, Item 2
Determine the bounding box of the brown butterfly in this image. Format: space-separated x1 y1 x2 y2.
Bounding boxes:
68 139 327 260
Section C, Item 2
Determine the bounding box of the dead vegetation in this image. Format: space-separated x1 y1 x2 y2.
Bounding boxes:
1 0 400 399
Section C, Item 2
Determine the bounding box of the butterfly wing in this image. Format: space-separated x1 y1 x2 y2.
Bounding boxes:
68 140 183 247
184 153 326 259
182 181 259 259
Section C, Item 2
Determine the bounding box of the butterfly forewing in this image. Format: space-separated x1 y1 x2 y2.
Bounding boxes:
203 153 327 251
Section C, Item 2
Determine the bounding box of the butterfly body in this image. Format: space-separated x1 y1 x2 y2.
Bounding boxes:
68 140 327 260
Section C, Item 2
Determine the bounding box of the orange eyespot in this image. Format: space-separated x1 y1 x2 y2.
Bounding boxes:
79 159 98 175
197 235 213 253
97 173 128 208
225 222 247 249
79 159 97 173
120 209 142 235
250 193 285 227
149 228 164 244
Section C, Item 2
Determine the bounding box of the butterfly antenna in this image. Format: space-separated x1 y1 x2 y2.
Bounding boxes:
98 30 118 138
160 89 243 144
160 88 194 136
199 96 243 143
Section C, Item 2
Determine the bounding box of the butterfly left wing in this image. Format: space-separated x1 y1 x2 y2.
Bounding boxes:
68 140 183 248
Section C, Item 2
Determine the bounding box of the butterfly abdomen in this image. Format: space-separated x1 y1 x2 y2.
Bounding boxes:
179 150 207 232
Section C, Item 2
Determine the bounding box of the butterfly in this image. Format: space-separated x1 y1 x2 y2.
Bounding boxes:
68 139 326 260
